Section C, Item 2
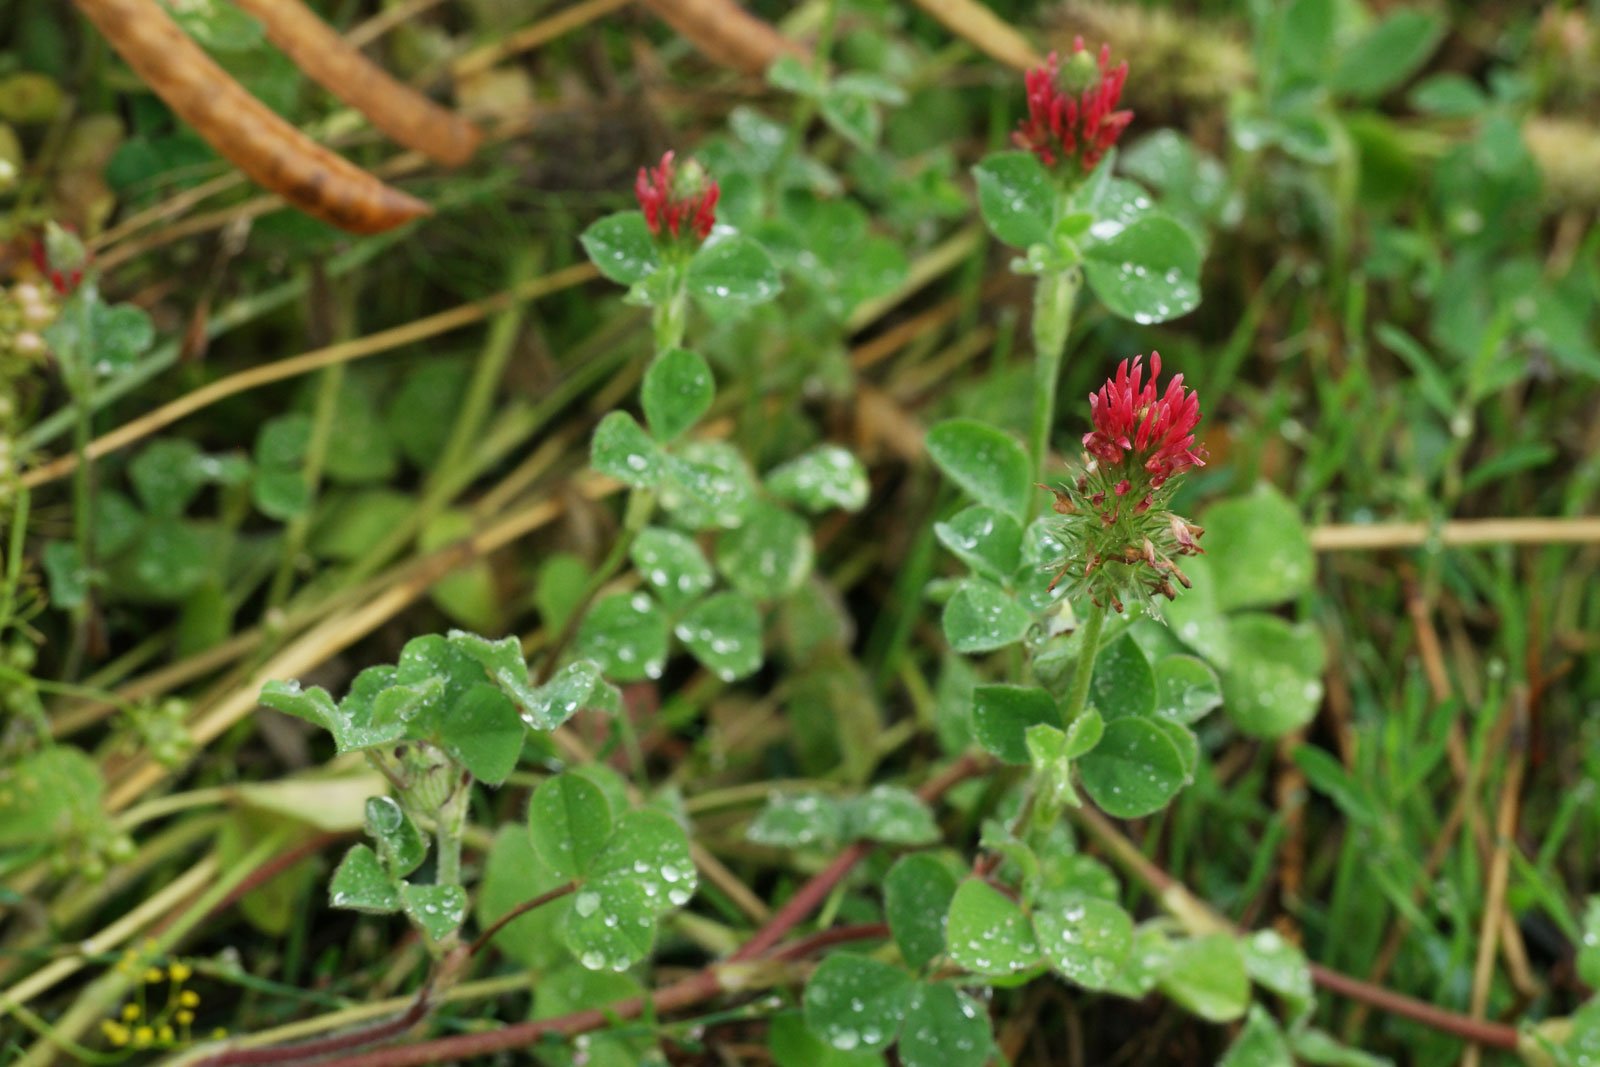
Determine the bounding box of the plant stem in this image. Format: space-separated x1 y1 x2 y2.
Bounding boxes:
434 783 468 892
730 752 987 961
4 1000 122 1065
1060 597 1107 724
171 975 532 1064
433 250 540 484
469 880 579 957
23 230 410 454
1026 267 1080 521
283 759 987 1067
652 278 689 354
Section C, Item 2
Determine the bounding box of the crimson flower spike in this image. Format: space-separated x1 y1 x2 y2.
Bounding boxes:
1083 352 1206 489
635 151 720 244
1012 37 1133 176
1044 352 1208 612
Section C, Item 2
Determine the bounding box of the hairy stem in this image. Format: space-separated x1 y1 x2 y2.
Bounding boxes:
1060 597 1107 724
433 783 468 893
652 279 689 355
1027 267 1080 520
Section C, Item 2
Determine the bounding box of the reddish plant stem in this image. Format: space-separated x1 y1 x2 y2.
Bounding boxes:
469 880 579 958
733 751 987 961
770 922 890 962
305 923 893 1067
288 757 985 1067
195 990 434 1067
1308 964 1520 1050
728 842 871 962
216 753 1521 1065
636 0 802 75
307 970 726 1067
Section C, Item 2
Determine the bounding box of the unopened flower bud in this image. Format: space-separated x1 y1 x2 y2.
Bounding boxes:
1013 38 1133 176
635 151 720 243
33 221 90 295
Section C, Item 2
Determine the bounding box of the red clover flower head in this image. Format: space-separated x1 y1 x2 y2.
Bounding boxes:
32 222 89 296
1013 38 1133 176
1083 352 1205 489
635 151 719 244
1046 352 1207 612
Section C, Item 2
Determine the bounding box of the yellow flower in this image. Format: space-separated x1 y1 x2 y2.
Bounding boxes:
133 1026 155 1047
100 1021 130 1047
121 1003 141 1021
167 961 193 983
211 1027 228 1039
179 989 200 1008
143 966 164 984
158 1025 175 1044
175 1009 195 1025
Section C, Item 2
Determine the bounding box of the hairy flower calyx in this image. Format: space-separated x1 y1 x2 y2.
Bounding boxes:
635 151 719 244
1013 38 1133 176
1046 353 1206 612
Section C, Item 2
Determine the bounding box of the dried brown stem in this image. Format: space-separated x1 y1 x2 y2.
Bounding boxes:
636 0 802 75
909 0 1043 71
230 0 482 166
1462 691 1530 1067
20 264 596 490
1312 517 1600 551
73 0 429 233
